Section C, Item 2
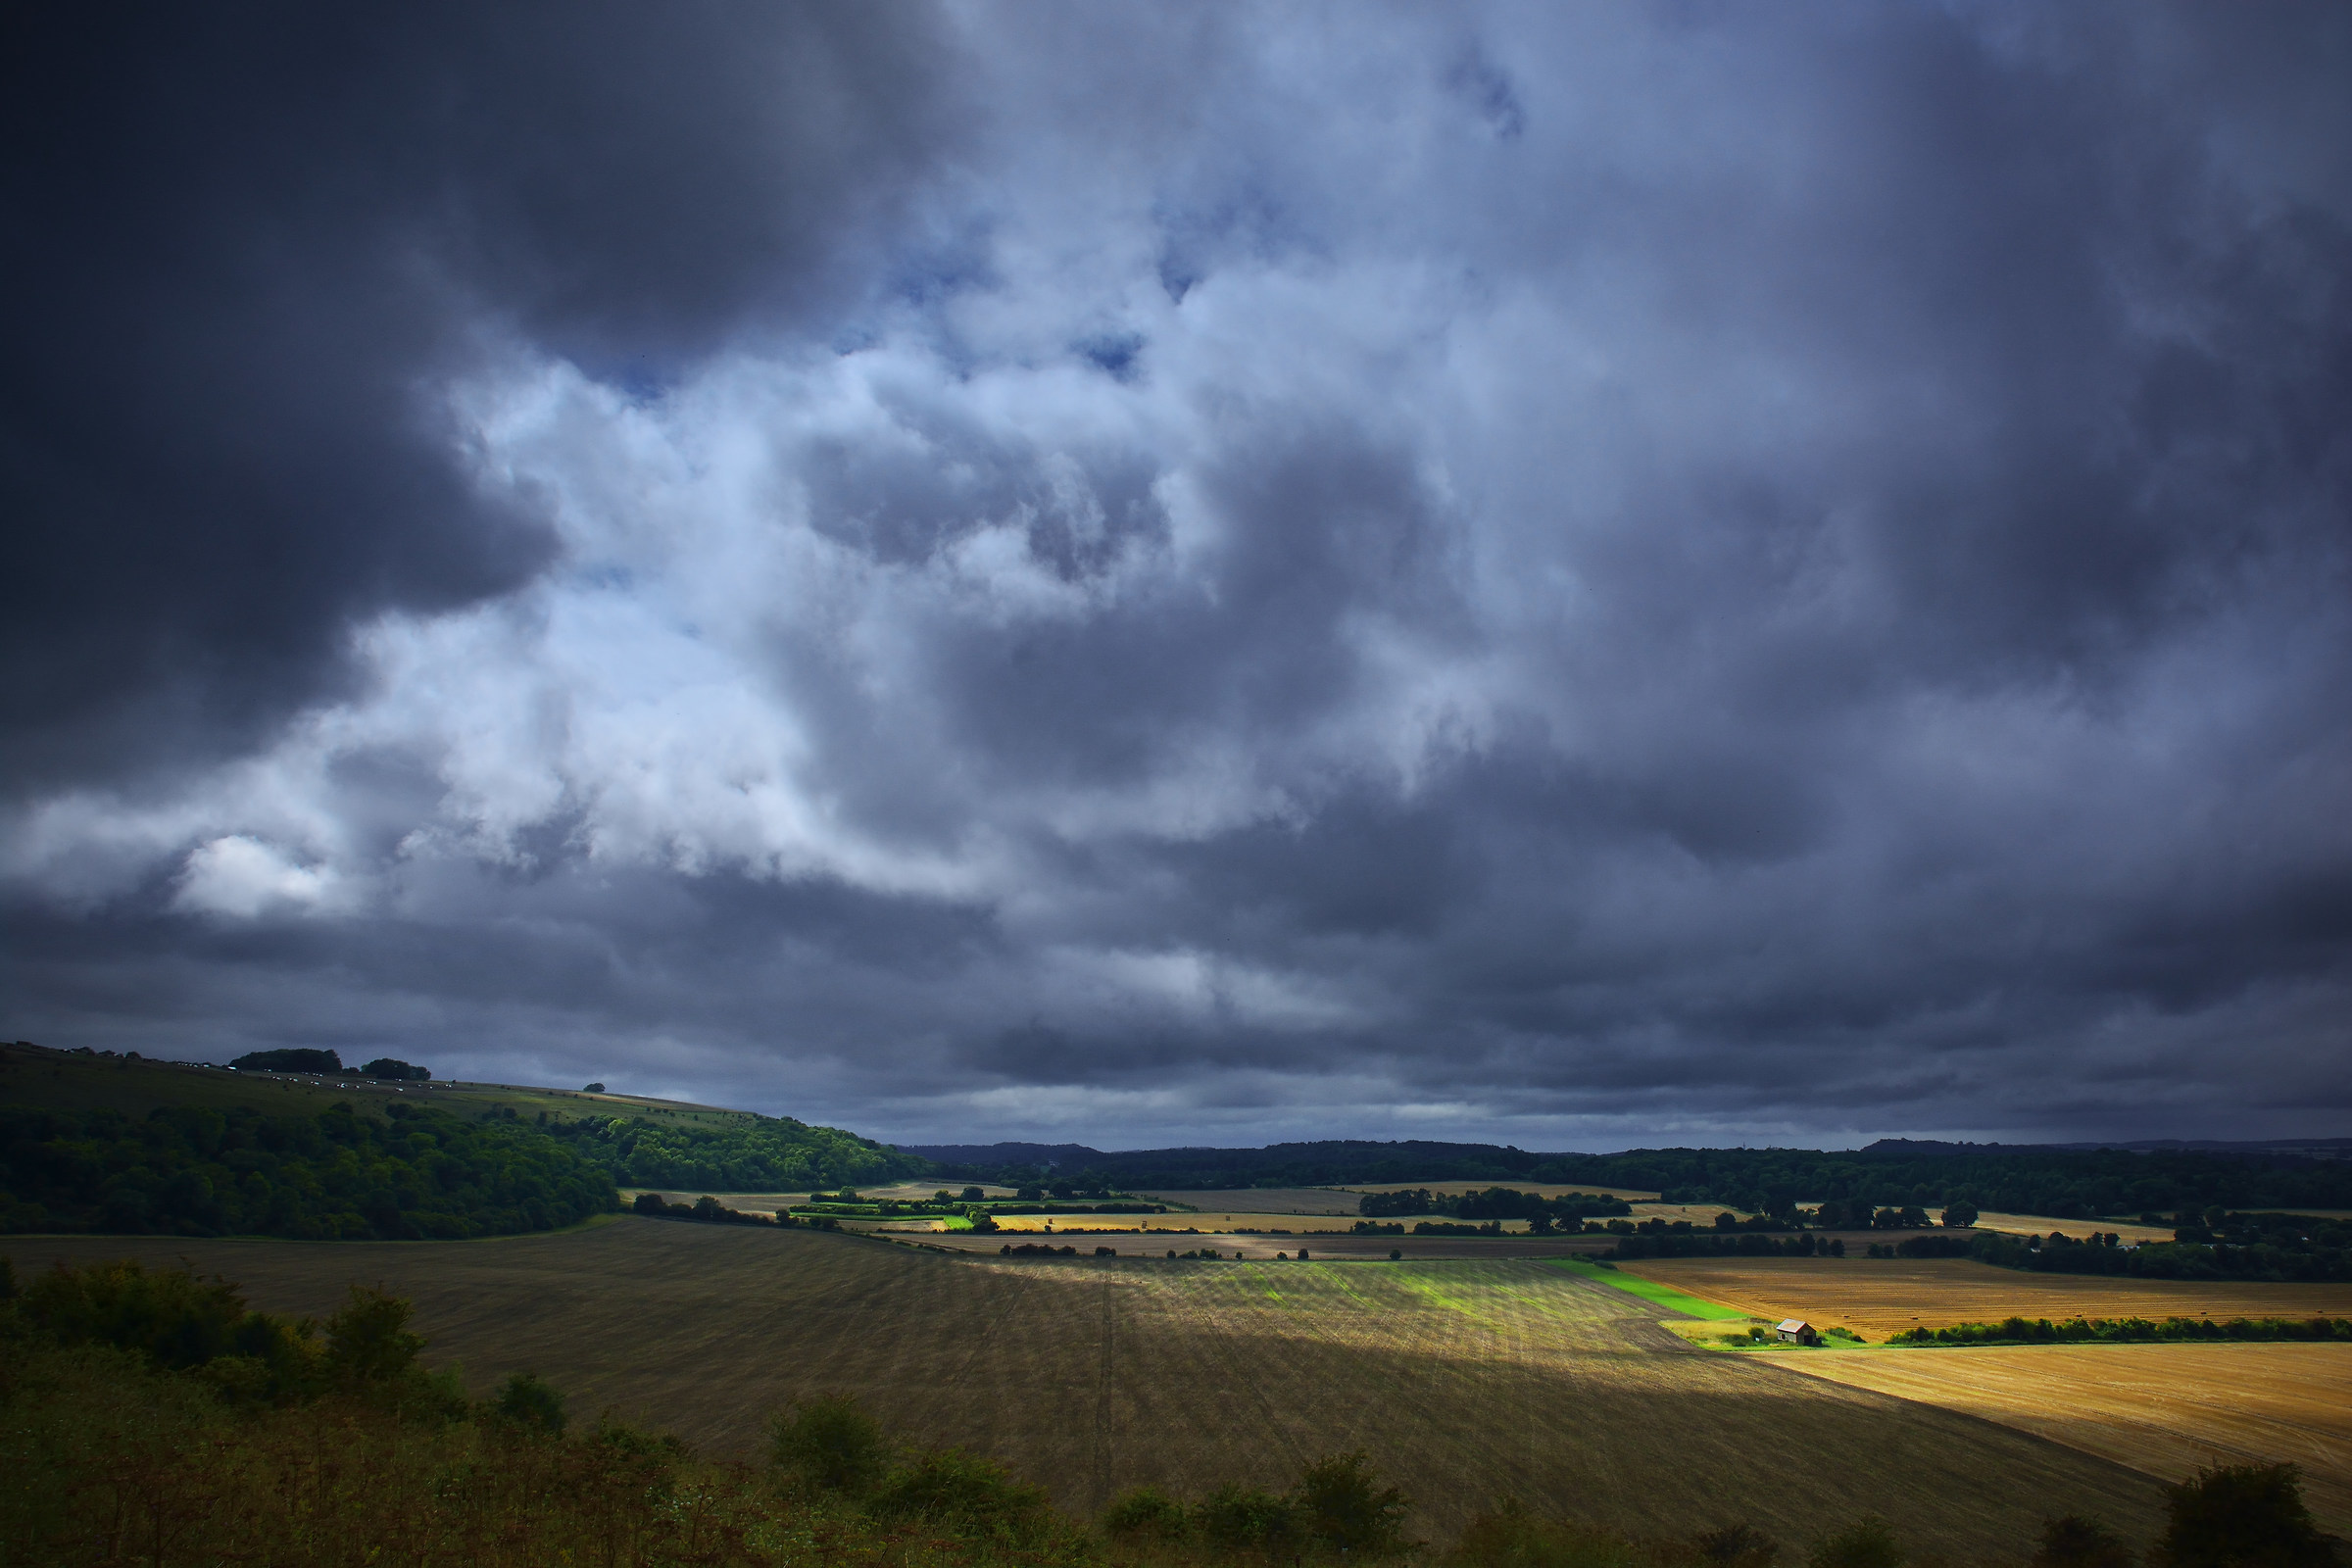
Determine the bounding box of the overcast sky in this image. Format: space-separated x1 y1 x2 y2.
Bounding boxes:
4 4 2348 1152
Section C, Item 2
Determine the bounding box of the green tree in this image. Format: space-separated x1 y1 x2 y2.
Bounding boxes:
868 1447 1051 1537
492 1371 568 1436
324 1284 423 1386
769 1394 888 1493
1296 1450 1410 1553
1940 1200 1980 1229
1807 1517 1904 1568
1449 1499 1646 1568
1696 1523 1782 1567
2156 1464 2336 1568
1103 1486 1188 1541
1195 1483 1297 1550
19 1256 247 1370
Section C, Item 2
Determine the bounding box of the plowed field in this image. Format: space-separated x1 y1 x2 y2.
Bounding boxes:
7 1224 2168 1558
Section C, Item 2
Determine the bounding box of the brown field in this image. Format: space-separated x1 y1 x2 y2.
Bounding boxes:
1615 1255 2352 1342
1780 1346 2352 1536
5 1222 2170 1558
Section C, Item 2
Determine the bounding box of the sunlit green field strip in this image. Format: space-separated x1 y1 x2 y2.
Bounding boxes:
1546 1257 1750 1320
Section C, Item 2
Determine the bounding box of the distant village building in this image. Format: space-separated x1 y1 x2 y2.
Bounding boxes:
1776 1319 1821 1346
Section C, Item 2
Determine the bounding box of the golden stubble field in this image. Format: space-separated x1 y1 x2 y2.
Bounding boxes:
1617 1254 2352 1340
1779 1345 2352 1536
8 1222 2168 1558
1614 1254 2352 1535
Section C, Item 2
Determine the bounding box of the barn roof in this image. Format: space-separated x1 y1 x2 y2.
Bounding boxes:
1777 1319 1810 1333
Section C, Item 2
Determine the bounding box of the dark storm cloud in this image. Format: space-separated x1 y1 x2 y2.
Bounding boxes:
4 4 2348 1148
0 2 954 788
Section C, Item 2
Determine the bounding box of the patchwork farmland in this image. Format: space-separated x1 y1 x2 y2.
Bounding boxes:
1780 1344 2352 1536
1612 1254 2352 1340
6 1221 2171 1559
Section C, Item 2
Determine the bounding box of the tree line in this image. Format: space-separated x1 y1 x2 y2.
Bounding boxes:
1888 1315 2352 1347
936 1140 2352 1220
1356 1187 1633 1222
1964 1219 2351 1283
230 1048 431 1080
0 1101 615 1240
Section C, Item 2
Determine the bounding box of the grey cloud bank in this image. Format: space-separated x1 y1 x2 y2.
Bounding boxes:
3 3 2347 1150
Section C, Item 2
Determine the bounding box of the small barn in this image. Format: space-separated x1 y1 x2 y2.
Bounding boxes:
1776 1319 1821 1346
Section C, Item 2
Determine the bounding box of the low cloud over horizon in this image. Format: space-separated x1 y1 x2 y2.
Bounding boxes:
4 4 2348 1151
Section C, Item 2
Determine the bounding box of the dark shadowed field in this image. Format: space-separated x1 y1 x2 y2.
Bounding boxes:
7 1219 2174 1557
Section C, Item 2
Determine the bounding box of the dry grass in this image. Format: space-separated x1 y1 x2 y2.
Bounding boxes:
1779 1345 2352 1536
1617 1254 2352 1341
6 1223 2170 1558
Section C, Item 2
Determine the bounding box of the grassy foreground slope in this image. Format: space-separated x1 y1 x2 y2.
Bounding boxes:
6 1222 2169 1556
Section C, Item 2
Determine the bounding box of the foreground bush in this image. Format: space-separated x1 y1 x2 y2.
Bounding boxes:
2157 1464 2339 1568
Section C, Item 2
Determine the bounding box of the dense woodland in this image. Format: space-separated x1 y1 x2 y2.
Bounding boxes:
1963 1217 2352 1284
0 1102 615 1240
543 1111 927 1193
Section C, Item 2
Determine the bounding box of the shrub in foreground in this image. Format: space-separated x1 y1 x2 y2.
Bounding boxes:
1446 1499 1652 1568
769 1392 888 1493
2157 1464 2339 1568
1102 1485 1189 1541
1297 1450 1411 1553
1806 1516 1904 1568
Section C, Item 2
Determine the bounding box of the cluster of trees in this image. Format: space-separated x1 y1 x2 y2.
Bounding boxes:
0 1102 615 1239
543 1111 926 1193
628 1192 838 1230
228 1049 431 1080
1862 1235 1974 1258
1355 1187 1633 1223
1966 1225 2351 1283
6 1255 575 1433
1562 1146 2352 1223
933 1139 2352 1225
1610 1231 1849 1260
1811 1200 1938 1229
1890 1315 2352 1347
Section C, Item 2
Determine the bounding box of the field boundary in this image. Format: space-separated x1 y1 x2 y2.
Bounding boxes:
1547 1257 1750 1320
